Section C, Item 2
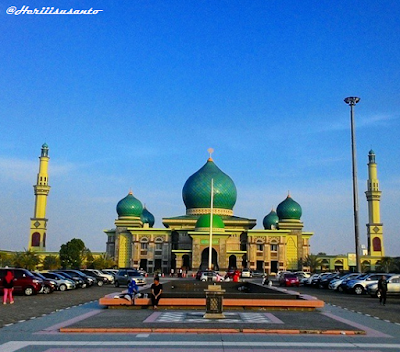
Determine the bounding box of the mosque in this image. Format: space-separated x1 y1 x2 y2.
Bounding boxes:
104 151 314 274
25 144 386 274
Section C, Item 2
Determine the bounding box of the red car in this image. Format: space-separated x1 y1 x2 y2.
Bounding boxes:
0 268 43 296
279 273 300 287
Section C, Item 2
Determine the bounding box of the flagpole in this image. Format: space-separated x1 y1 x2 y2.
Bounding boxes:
208 178 214 271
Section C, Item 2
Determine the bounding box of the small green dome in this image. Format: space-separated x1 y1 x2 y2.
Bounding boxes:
42 143 49 149
182 159 237 212
141 206 155 227
277 195 302 220
195 214 225 230
369 149 375 155
263 209 279 229
116 191 143 217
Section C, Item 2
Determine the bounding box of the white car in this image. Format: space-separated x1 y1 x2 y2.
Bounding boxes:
86 269 115 284
200 271 225 282
241 269 252 278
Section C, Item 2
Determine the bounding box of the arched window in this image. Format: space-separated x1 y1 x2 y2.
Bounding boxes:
256 239 264 251
373 237 381 251
43 233 46 247
140 237 148 251
155 237 163 253
31 232 40 247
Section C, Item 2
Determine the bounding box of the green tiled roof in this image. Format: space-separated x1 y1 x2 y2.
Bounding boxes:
182 159 237 211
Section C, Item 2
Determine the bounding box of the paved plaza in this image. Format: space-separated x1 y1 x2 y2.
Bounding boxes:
1 281 400 351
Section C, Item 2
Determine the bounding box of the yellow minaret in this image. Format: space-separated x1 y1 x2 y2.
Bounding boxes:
365 150 384 257
29 143 51 251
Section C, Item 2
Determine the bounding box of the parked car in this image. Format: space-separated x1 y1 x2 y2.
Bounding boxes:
279 273 299 287
252 270 265 278
310 272 331 287
196 270 207 280
367 275 400 298
30 272 56 294
318 272 348 289
276 271 291 281
59 270 96 287
52 271 86 288
304 273 319 286
200 271 224 282
40 272 76 291
328 273 361 291
343 273 393 295
114 269 146 287
80 270 107 286
95 269 115 284
241 269 252 278
0 268 43 296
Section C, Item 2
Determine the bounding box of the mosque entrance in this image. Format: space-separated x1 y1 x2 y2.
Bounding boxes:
200 248 218 270
228 255 237 269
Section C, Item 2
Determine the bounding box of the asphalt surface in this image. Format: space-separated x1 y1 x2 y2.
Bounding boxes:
1 279 400 327
286 284 400 324
0 284 118 328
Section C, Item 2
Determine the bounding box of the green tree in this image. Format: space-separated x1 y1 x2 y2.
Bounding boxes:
0 252 12 267
376 257 395 273
59 238 88 269
90 254 116 269
42 255 60 270
11 250 40 270
303 254 322 273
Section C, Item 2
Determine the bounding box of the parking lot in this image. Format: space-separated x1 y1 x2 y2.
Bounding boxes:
0 285 119 328
274 281 400 324
2 277 400 330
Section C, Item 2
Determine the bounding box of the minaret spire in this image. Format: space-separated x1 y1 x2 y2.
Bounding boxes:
29 143 51 251
365 149 384 256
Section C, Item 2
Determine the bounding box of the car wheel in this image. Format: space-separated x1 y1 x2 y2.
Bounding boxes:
354 285 364 295
115 281 119 288
337 286 344 292
24 286 34 296
59 284 67 292
43 286 51 294
97 280 104 287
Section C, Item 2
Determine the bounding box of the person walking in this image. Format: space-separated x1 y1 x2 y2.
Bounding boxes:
378 275 388 306
150 276 163 310
3 270 14 305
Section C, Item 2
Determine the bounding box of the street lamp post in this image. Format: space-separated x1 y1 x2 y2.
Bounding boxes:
344 96 361 273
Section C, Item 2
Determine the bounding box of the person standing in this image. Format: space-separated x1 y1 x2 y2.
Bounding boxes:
3 270 14 305
150 276 163 310
378 275 388 306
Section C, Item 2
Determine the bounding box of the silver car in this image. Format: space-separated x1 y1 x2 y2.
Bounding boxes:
366 275 400 298
40 272 76 291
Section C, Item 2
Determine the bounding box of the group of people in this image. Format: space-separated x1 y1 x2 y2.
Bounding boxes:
122 275 163 309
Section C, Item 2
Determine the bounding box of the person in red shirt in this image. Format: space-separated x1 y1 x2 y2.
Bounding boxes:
3 270 14 304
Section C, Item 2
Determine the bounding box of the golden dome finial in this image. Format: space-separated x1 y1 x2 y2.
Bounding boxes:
287 190 291 198
207 147 214 161
129 189 133 195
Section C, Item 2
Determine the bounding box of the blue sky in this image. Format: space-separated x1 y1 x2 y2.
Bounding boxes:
0 1 399 256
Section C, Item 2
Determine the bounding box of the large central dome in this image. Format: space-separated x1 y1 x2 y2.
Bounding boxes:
182 158 237 216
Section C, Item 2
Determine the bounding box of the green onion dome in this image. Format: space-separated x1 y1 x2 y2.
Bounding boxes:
195 214 225 231
141 206 155 227
182 158 237 216
263 209 279 229
116 191 143 218
277 195 302 220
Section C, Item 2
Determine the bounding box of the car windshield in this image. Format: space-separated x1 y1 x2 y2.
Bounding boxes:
127 271 141 277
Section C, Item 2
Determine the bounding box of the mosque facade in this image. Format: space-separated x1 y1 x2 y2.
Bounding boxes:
24 145 386 274
105 154 314 274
